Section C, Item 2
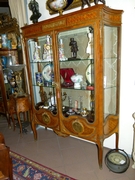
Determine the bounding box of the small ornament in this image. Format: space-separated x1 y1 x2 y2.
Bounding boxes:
60 68 75 87
68 38 80 60
4 73 8 83
33 42 40 60
43 36 52 61
71 74 83 89
81 0 91 9
74 100 78 112
90 92 95 115
1 34 7 48
80 96 83 112
1 56 7 69
7 39 12 49
67 96 75 115
81 108 89 117
28 0 42 23
59 38 67 61
35 72 43 86
94 0 106 5
81 0 106 9
46 0 68 15
17 36 22 49
86 27 94 59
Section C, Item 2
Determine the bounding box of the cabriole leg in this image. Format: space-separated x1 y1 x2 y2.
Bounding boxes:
96 140 103 169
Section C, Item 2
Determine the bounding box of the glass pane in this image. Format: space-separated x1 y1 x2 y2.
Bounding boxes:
104 26 118 118
0 56 15 97
27 35 57 114
58 26 95 123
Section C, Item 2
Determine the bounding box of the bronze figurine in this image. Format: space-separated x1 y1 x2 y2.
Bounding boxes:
28 0 42 23
81 0 106 9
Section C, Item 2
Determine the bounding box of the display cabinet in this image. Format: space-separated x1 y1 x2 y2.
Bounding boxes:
22 5 123 168
0 14 24 127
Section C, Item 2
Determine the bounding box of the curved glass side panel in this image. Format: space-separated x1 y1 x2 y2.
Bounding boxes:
104 26 118 119
27 35 57 114
58 26 95 123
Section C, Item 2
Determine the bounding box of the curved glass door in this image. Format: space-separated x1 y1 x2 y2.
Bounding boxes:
58 26 95 123
27 35 57 114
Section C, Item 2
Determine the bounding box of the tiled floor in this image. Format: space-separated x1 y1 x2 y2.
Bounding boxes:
0 115 134 180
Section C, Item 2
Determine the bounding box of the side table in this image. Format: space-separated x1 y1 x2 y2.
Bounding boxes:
10 94 31 134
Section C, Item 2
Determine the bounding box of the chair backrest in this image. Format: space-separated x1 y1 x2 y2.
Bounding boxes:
0 133 13 180
0 132 5 144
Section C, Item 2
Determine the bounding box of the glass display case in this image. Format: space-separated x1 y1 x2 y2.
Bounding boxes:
22 4 123 168
0 14 24 127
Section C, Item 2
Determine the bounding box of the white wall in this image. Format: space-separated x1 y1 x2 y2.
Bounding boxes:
26 0 135 155
104 0 135 155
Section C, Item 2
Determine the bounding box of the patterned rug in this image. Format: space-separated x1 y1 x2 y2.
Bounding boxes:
10 151 76 180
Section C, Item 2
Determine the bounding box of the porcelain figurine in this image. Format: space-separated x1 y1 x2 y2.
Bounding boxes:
59 38 67 61
43 36 52 61
86 27 94 59
1 34 7 48
33 42 40 60
71 74 83 89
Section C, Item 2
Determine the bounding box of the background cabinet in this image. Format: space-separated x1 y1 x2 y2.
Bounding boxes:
22 5 123 168
0 14 23 127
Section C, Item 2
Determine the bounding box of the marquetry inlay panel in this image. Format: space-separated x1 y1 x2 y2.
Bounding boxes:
62 118 96 136
42 20 66 31
104 116 118 135
67 11 98 26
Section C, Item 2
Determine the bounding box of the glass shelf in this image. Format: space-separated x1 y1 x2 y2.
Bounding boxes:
104 86 117 89
60 58 93 62
61 86 93 91
30 58 94 63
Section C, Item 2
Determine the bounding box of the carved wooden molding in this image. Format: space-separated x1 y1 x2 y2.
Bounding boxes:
0 13 20 35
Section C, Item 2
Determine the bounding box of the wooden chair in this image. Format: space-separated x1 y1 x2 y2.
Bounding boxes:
0 133 13 180
0 133 5 144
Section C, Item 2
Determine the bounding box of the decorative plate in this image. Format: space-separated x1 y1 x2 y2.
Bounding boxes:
42 64 53 82
86 63 93 85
